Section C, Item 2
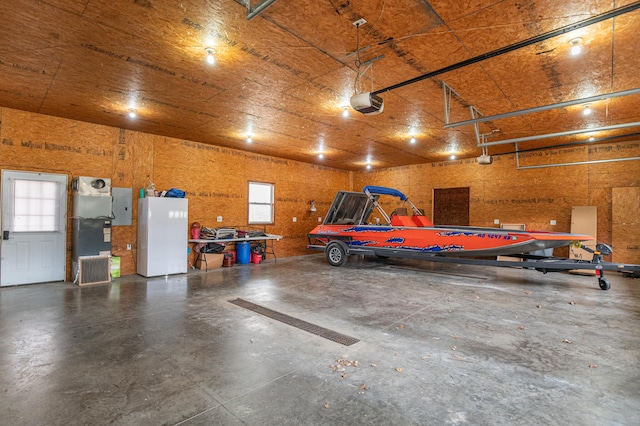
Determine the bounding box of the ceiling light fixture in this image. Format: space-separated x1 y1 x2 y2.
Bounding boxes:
583 104 593 116
205 47 215 64
128 109 137 119
569 37 583 56
317 140 325 159
478 146 492 165
342 106 349 117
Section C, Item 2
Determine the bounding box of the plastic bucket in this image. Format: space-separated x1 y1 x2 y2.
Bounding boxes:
236 241 251 264
251 252 262 264
223 254 235 267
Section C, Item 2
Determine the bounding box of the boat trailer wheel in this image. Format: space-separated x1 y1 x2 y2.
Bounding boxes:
598 277 611 291
326 241 348 267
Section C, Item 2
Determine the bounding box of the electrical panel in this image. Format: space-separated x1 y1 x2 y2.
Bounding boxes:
112 187 132 226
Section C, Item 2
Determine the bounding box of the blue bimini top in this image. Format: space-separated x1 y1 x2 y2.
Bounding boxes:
363 186 408 201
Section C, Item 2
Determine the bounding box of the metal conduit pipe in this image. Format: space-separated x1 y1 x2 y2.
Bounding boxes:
478 122 640 147
516 155 640 170
496 131 640 156
372 1 640 96
444 88 640 129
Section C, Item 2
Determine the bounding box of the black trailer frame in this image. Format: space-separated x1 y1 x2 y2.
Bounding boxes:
307 238 640 291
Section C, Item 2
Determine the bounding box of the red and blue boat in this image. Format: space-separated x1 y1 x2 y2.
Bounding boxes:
307 186 640 290
308 186 592 259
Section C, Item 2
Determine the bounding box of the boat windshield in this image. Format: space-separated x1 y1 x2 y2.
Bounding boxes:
324 191 376 225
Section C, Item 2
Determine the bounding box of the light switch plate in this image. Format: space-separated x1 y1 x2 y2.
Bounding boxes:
293 217 297 222
217 216 222 222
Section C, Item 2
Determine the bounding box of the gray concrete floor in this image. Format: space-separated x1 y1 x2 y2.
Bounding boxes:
1 254 639 425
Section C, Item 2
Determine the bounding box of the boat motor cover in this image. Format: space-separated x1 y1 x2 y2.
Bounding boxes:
363 186 408 201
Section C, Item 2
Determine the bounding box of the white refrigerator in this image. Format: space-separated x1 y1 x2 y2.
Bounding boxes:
137 197 188 277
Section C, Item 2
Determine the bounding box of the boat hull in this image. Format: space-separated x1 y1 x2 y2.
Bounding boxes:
308 224 593 257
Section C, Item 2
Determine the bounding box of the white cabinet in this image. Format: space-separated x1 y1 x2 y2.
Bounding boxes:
137 198 188 277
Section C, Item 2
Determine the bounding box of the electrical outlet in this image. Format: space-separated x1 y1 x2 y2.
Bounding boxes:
126 244 132 250
318 217 322 222
293 217 297 222
550 219 557 225
353 18 367 27
217 216 222 222
494 219 500 224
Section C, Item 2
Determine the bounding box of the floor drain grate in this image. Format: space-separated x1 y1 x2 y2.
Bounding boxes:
229 298 360 346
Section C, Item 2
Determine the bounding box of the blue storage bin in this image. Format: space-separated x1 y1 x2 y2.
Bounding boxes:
236 241 251 264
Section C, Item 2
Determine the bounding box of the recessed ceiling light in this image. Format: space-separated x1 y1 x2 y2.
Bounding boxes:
246 135 252 143
583 104 592 116
409 136 416 144
365 155 372 169
318 153 324 159
205 47 215 64
450 155 456 160
569 38 583 56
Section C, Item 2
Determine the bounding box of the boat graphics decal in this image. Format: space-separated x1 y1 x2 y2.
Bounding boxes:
342 226 394 233
386 237 405 243
436 231 513 240
315 229 341 235
348 240 379 246
398 244 465 252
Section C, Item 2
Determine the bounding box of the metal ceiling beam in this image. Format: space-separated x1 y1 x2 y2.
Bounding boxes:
444 88 640 129
372 1 640 96
516 154 640 170
246 0 277 20
497 131 640 155
478 122 640 147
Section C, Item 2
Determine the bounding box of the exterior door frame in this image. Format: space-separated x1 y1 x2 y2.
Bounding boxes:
1 170 68 286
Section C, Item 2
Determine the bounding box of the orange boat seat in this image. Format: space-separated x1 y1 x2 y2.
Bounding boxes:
390 215 418 227
412 215 434 227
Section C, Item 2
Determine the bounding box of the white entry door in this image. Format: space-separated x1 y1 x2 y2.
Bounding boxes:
1 170 68 286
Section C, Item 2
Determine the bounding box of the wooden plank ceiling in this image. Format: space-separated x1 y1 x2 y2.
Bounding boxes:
1 0 639 171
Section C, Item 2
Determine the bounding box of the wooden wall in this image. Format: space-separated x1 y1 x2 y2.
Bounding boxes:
0 107 352 278
354 145 640 261
1 106 639 280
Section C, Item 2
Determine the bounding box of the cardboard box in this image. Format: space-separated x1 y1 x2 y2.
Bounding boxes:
196 253 224 270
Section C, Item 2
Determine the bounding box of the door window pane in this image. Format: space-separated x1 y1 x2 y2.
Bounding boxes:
11 179 60 232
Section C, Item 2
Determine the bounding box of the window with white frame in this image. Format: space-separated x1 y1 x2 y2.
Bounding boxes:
248 182 274 224
11 179 61 232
